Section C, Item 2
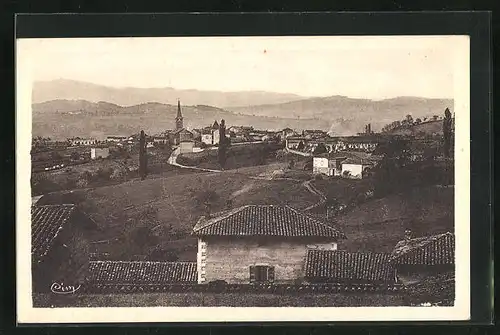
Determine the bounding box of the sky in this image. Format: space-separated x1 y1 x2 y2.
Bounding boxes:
17 36 468 100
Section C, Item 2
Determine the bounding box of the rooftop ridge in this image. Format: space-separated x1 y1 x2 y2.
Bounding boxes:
285 205 347 239
390 231 454 262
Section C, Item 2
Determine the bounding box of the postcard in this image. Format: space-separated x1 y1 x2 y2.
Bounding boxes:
16 35 470 323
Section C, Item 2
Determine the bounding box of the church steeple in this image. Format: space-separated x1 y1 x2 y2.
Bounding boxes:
175 99 183 130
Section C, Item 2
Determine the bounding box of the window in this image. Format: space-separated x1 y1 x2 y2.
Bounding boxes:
249 265 275 283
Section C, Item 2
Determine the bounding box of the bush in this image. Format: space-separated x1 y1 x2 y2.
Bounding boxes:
110 167 126 181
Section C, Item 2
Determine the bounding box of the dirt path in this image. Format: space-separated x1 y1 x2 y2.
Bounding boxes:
167 146 326 210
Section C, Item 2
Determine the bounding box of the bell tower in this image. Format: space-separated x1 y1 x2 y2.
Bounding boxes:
175 99 183 130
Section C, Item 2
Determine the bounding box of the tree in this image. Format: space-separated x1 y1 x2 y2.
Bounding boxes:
405 114 414 126
443 108 453 157
415 118 422 125
297 141 305 150
217 119 228 169
313 143 328 155
70 151 80 161
139 130 148 180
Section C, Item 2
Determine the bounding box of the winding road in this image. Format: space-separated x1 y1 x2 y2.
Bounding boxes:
166 146 327 211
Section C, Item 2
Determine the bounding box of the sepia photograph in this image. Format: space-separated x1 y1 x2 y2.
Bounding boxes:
16 35 470 323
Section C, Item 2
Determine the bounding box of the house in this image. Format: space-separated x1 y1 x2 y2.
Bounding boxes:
201 128 215 145
341 157 375 179
312 153 346 176
229 126 253 137
192 204 346 284
31 204 97 292
305 250 395 284
280 127 296 141
69 137 98 146
286 137 307 150
191 129 202 141
86 261 198 287
389 232 455 285
171 128 193 145
152 136 169 145
90 147 110 160
106 135 128 143
302 129 328 140
179 140 195 154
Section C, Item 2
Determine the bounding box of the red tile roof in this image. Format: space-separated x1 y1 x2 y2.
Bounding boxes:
305 250 395 283
87 261 197 284
193 205 345 238
31 204 76 264
390 232 455 265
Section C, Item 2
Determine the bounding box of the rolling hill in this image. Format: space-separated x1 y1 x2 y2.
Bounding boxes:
33 79 308 108
227 96 454 134
31 100 332 140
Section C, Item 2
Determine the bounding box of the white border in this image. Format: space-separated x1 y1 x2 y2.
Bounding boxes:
16 35 470 323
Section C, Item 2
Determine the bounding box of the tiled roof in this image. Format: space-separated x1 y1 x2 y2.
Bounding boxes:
390 232 455 265
305 250 395 282
87 261 197 284
193 205 345 238
31 204 76 264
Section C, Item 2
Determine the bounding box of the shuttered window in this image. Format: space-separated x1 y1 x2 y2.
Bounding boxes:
250 265 275 283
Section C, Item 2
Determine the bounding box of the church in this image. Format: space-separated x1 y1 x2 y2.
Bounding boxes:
170 100 193 145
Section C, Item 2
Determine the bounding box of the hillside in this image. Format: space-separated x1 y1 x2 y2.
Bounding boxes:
227 96 454 135
33 79 308 108
36 168 320 260
32 100 332 140
332 185 454 253
387 120 444 136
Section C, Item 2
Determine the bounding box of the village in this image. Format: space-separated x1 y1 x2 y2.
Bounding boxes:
31 99 456 308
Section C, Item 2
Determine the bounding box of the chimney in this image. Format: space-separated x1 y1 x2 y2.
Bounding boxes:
404 229 413 240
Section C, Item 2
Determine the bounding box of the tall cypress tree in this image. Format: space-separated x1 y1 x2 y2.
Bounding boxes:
217 119 227 169
139 130 148 180
443 108 452 157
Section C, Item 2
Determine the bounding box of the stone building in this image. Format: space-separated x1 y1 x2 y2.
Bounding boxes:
192 204 346 284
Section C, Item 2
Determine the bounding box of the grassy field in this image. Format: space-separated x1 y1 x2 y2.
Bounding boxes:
332 185 454 253
33 291 407 307
38 165 320 261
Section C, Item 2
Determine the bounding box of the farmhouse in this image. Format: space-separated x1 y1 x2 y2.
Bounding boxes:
305 250 395 284
312 153 345 176
90 146 110 160
31 204 97 292
390 232 455 285
87 261 197 286
229 125 254 139
341 157 375 179
192 204 346 285
152 135 169 145
69 137 98 146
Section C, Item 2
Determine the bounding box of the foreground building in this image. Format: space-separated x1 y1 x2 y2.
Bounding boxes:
87 260 197 286
31 204 97 292
305 250 395 284
192 204 346 284
390 232 455 285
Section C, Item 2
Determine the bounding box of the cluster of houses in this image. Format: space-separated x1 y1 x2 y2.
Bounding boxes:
31 200 454 296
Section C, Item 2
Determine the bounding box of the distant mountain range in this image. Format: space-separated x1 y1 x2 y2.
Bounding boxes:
31 100 332 140
33 79 308 108
31 79 454 140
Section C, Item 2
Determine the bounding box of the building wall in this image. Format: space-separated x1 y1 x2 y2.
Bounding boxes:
213 129 220 145
179 141 194 153
91 147 109 159
201 134 213 145
313 157 333 176
341 163 363 179
199 237 338 284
